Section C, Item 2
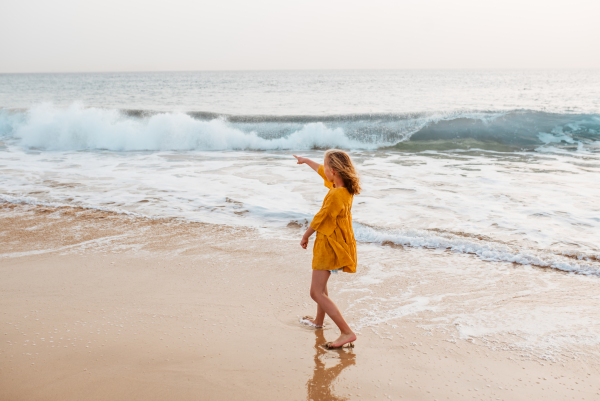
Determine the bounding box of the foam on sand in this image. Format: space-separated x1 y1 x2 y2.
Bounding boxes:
354 223 600 276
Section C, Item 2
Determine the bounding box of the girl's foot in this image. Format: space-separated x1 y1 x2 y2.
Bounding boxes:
300 316 324 328
327 332 357 348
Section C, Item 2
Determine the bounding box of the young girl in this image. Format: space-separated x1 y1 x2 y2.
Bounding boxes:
293 150 360 349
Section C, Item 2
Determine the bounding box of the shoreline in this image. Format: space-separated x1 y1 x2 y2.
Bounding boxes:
1 203 599 400
3 197 597 277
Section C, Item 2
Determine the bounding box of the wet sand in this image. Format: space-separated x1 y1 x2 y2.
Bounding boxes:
1 203 599 400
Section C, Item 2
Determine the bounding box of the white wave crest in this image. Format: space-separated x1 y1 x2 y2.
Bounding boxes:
354 223 600 276
0 103 373 151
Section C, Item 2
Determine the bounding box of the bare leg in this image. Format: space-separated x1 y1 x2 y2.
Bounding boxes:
304 284 327 327
310 278 328 327
310 270 357 347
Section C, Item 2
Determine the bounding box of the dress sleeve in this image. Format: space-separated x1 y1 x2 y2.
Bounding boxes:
317 165 334 189
310 190 344 236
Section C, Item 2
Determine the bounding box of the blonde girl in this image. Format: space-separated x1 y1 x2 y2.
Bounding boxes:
293 150 360 349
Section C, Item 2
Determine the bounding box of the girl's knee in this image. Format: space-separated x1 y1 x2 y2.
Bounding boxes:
310 287 320 301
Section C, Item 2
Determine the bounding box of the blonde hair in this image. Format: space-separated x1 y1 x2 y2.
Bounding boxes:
325 149 361 195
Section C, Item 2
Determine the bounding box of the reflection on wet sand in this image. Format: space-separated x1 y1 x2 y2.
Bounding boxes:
306 330 356 401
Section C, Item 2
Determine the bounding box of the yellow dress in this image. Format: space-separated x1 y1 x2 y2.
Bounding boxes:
310 165 357 273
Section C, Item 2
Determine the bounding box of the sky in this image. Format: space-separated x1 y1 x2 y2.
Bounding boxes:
0 0 598 73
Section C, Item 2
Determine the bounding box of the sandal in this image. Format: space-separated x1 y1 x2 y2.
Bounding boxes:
300 316 324 328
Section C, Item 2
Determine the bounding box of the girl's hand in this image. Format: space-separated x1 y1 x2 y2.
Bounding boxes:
293 155 306 164
301 227 315 249
293 155 320 172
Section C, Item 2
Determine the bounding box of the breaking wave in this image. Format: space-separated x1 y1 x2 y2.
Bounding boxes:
1 103 599 152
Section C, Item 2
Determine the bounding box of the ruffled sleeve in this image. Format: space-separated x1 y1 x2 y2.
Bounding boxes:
317 165 334 189
310 190 344 237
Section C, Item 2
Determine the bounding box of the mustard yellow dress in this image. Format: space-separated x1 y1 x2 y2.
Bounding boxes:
310 165 357 273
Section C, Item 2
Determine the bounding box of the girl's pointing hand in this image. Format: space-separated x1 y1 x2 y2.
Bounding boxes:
293 155 305 164
293 155 319 172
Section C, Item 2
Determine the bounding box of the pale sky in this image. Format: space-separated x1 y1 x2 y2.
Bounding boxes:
0 0 598 73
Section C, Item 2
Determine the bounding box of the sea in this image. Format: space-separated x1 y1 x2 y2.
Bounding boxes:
1 70 599 273
2 70 600 359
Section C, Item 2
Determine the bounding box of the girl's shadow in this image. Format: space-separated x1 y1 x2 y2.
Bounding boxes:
306 330 356 401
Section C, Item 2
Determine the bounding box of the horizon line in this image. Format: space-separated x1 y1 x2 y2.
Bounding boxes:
1 67 600 75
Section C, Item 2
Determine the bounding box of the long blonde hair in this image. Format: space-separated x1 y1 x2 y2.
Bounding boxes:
325 149 361 195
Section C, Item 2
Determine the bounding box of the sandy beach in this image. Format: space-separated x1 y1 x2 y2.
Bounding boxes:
1 202 599 401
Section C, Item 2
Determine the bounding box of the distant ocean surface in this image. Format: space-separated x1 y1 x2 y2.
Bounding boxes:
1 70 599 275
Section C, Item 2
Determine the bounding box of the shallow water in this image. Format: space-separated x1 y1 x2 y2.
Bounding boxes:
1 147 598 274
335 243 600 363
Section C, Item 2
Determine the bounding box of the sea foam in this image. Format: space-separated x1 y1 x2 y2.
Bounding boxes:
353 223 600 276
0 104 372 151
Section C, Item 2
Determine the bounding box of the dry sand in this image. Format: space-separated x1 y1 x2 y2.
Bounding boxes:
1 203 599 400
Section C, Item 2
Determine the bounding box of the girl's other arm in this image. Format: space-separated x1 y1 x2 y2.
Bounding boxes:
293 155 320 172
300 226 315 249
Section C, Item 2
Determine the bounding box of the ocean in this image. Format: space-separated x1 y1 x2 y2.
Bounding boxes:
2 69 600 360
1 70 598 275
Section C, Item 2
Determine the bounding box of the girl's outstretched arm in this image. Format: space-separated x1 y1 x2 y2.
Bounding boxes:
293 155 320 172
